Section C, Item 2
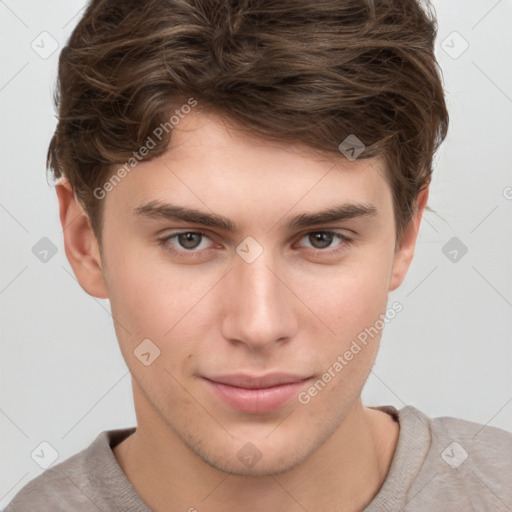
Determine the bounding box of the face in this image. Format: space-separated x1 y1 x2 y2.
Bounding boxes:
60 109 424 477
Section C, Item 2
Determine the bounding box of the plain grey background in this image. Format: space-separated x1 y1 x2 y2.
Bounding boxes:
1 0 511 508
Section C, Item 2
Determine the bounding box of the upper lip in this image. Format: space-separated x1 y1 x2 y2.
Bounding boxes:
204 373 311 389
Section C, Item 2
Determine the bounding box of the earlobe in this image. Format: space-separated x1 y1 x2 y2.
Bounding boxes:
56 178 109 299
389 187 429 292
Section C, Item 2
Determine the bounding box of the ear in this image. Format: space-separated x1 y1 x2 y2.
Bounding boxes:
56 178 109 299
389 186 429 292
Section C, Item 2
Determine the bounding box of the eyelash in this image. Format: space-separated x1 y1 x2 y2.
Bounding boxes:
157 229 353 258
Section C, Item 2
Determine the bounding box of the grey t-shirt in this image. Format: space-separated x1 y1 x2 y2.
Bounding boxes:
4 405 512 511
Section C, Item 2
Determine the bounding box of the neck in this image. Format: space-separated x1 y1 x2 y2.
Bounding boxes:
113 393 399 512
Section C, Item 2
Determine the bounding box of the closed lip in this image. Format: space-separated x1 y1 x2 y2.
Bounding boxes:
203 373 312 389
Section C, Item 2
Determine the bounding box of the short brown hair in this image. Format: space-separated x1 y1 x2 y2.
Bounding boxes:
48 0 449 248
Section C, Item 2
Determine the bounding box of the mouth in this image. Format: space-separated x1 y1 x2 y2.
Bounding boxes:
202 373 313 414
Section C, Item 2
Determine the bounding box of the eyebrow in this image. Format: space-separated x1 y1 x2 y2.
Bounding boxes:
134 200 378 232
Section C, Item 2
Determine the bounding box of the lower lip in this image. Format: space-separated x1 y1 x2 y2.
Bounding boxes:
204 378 311 414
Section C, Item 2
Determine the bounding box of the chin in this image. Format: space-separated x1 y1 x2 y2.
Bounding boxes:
199 445 309 477
176 416 341 478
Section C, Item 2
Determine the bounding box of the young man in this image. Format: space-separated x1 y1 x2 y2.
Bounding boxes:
6 0 511 510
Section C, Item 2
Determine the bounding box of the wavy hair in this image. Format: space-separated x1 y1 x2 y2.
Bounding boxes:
48 0 449 248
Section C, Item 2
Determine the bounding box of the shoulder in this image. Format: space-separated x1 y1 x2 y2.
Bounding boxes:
3 447 93 511
429 409 512 466
400 406 512 510
3 427 135 512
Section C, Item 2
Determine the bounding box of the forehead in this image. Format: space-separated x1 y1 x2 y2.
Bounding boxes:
104 109 392 224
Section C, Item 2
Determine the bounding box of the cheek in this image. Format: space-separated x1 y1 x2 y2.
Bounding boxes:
294 255 392 347
295 262 391 411
105 248 218 366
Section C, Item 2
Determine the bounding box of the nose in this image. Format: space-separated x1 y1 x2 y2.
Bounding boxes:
219 246 298 351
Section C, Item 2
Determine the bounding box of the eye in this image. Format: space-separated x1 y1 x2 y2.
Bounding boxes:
158 230 214 254
296 230 352 253
157 229 353 258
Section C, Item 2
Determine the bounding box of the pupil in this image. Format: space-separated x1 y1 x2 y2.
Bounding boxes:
311 232 332 249
179 232 201 249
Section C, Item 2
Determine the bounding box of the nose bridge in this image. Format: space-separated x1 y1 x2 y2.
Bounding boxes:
221 242 296 348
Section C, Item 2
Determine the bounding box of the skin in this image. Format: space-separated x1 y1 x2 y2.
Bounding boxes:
56 109 428 512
